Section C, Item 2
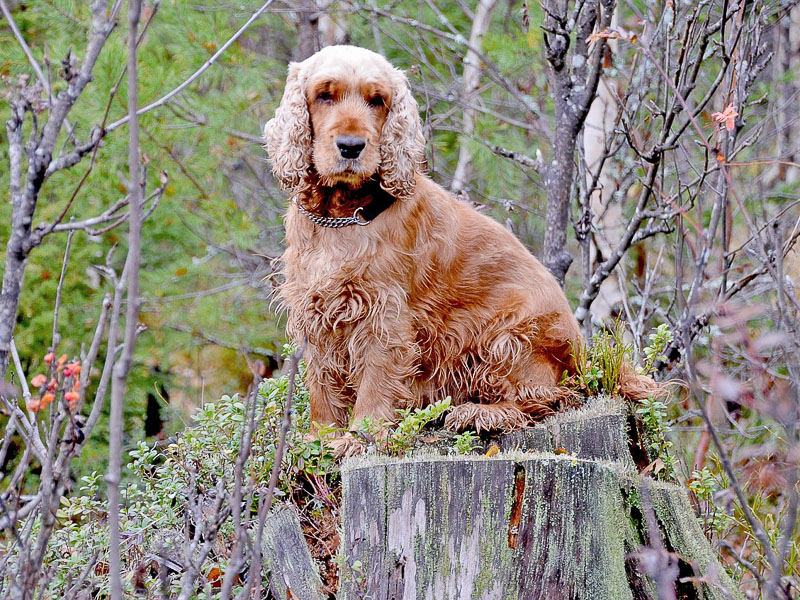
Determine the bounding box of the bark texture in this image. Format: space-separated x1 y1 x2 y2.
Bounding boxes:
541 0 615 286
260 504 326 600
337 400 743 600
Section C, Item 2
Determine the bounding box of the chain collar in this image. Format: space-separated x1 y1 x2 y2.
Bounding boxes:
293 199 370 228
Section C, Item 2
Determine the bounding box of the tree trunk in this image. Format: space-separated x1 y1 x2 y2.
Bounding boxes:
540 0 616 286
450 0 501 197
337 399 743 600
543 134 580 286
293 0 321 61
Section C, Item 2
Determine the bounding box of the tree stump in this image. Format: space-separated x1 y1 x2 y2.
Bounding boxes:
337 398 743 600
259 504 326 600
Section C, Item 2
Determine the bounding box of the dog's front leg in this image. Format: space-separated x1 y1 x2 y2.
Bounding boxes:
348 322 418 428
303 345 353 432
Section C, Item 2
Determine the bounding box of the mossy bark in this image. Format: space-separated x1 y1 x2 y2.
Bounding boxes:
259 503 326 600
337 399 743 600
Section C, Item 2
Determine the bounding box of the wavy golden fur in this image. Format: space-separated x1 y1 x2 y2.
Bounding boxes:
264 46 661 446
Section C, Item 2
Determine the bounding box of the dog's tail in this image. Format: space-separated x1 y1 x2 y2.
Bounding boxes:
617 361 670 401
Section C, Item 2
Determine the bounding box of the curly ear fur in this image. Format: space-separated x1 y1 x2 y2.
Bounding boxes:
379 67 425 200
263 63 312 192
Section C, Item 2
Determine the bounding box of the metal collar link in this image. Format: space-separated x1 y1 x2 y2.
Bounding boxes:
294 199 370 228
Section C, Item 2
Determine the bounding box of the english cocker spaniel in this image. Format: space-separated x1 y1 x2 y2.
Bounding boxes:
264 45 659 451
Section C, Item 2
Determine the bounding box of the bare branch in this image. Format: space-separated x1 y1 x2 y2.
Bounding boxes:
105 0 277 133
107 1 142 595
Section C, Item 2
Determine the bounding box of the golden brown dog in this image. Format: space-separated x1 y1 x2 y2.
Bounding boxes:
264 46 658 450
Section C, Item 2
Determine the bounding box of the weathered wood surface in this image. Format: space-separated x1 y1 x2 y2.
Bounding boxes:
408 397 637 469
337 398 743 600
649 482 742 600
492 396 635 468
340 454 638 599
259 503 326 600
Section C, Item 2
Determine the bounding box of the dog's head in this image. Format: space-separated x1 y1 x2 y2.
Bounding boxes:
264 46 425 199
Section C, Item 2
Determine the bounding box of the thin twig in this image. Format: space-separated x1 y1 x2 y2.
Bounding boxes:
107 2 142 597
246 342 306 598
105 0 276 133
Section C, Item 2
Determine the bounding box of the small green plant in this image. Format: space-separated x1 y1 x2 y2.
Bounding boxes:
642 323 673 375
689 466 734 537
350 397 452 456
452 430 481 455
388 397 451 454
633 323 677 479
688 466 716 501
635 396 676 478
568 321 629 396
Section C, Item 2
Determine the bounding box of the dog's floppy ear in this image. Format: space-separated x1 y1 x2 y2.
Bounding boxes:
264 62 312 192
379 67 425 200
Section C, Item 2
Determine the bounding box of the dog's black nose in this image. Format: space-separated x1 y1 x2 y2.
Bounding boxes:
336 136 366 159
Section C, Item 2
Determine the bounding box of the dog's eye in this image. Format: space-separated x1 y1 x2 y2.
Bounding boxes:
367 95 385 108
316 92 334 105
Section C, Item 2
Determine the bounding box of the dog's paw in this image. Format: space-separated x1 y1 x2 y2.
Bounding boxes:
329 432 367 458
444 402 529 433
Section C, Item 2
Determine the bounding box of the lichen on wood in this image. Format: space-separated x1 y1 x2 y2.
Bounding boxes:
648 481 744 600
337 402 743 600
259 503 326 600
340 453 637 599
496 396 634 467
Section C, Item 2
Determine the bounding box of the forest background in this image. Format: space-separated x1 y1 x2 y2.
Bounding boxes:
1 0 799 598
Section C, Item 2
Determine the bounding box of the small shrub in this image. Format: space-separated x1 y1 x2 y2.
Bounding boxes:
452 431 481 455
566 321 629 396
642 323 672 375
350 397 452 456
635 396 676 478
2 366 335 598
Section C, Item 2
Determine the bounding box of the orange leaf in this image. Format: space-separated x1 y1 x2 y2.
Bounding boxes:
65 391 79 409
208 567 222 588
711 104 738 132
587 28 620 44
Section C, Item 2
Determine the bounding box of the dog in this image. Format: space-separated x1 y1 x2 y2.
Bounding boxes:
264 46 660 453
